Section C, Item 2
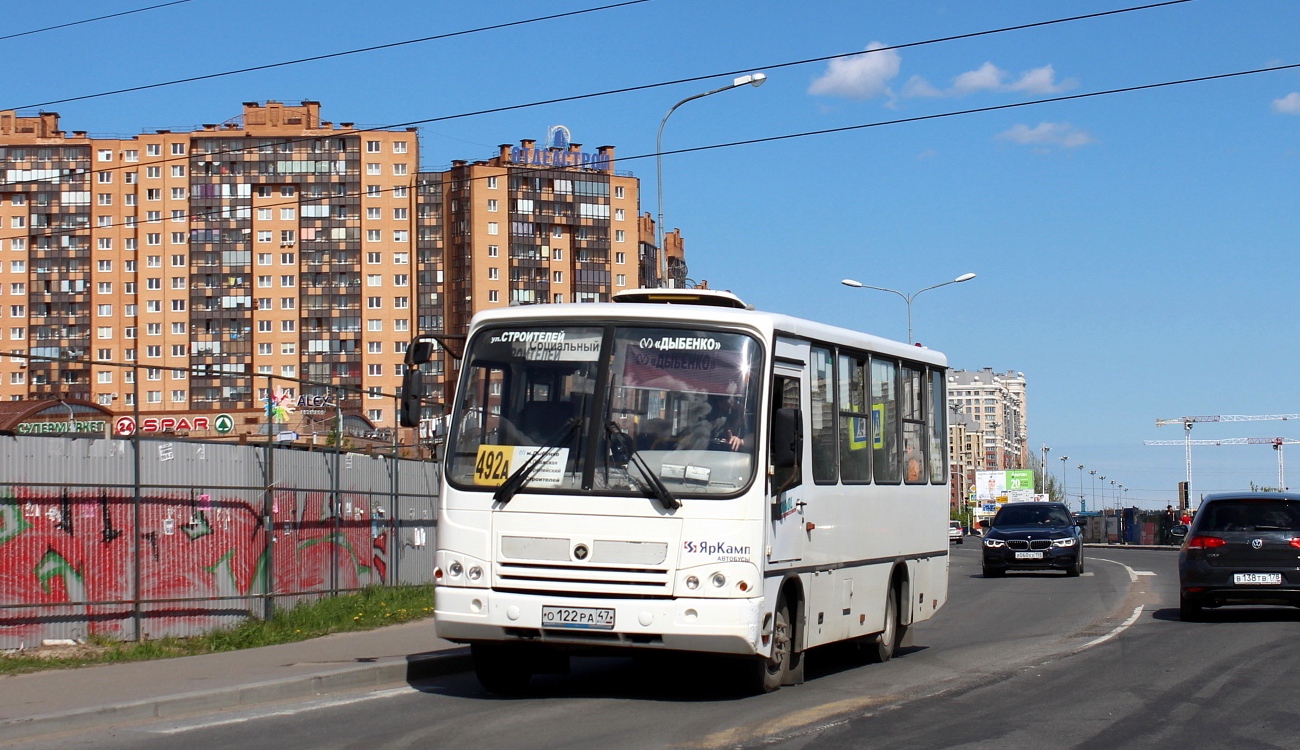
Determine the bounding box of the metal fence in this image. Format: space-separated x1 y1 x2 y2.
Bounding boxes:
0 432 438 649
1080 508 1177 546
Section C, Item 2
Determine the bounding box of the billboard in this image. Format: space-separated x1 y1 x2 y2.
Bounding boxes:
975 469 1035 501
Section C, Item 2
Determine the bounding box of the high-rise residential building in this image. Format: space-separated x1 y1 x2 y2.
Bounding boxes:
947 368 1028 471
0 102 679 439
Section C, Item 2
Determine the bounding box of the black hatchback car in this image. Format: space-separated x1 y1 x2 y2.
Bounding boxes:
980 502 1084 577
1174 492 1300 620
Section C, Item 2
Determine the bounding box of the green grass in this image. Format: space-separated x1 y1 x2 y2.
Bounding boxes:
0 584 433 676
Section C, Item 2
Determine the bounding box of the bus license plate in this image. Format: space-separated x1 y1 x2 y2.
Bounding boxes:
1234 573 1282 585
541 605 615 630
1014 551 1044 560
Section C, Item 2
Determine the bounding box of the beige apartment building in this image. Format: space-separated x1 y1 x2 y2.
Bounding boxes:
947 368 1028 473
0 102 677 442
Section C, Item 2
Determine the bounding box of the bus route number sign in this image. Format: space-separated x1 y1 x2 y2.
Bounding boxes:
473 445 512 486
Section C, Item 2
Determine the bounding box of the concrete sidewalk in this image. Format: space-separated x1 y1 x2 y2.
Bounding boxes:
0 619 468 742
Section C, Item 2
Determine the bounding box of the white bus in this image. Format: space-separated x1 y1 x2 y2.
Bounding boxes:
400 289 951 693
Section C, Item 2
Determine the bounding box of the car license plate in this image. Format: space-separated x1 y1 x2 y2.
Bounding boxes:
541 605 615 630
1014 551 1044 560
1233 573 1282 585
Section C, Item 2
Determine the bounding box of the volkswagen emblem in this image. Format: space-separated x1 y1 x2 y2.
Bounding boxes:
1250 538 1263 549
573 543 590 561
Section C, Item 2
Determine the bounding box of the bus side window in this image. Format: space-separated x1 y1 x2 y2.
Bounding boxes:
771 375 802 493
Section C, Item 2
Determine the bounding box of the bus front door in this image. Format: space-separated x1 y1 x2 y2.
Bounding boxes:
768 366 806 563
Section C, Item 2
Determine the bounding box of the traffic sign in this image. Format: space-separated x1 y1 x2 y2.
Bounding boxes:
114 416 136 437
213 413 234 434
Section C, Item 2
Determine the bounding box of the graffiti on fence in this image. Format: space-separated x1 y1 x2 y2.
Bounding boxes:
0 485 391 642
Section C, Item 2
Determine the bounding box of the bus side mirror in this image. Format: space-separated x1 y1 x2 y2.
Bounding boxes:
405 337 438 366
399 368 424 428
1169 524 1188 539
771 407 802 468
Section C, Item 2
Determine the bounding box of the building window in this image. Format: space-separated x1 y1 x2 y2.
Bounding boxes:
615 186 625 199
366 207 381 220
171 165 185 177
171 187 186 200
393 252 408 264
486 176 498 189
368 364 383 376
616 274 626 287
171 344 186 357
394 319 409 332
280 253 294 265
393 296 408 309
124 150 138 162
553 271 563 283
367 274 382 287
393 207 407 220
368 319 382 332
171 254 185 267
393 274 408 286
146 233 161 246
367 297 382 309
368 341 383 354
280 298 295 310
281 342 295 355
97 171 113 184
257 231 272 243
366 185 381 197
171 142 186 155
97 304 113 317
393 163 408 176
488 290 499 303
487 199 498 212
615 252 625 264
366 252 381 264
258 343 272 355
487 222 499 235
366 140 381 153
487 267 499 280
258 253 272 265
487 245 498 258
146 300 161 313
367 163 381 176
393 141 407 154
366 229 381 242
281 320 295 332
392 230 408 242
615 230 625 243
280 275 295 287
615 209 625 221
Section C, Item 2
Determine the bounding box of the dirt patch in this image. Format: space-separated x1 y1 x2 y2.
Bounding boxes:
1 642 113 662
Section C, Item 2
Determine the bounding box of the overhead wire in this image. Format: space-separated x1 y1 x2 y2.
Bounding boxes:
8 0 652 111
0 0 1197 193
0 0 193 43
1 59 1293 247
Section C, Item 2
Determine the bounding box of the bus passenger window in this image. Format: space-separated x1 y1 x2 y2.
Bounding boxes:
902 365 926 484
872 358 900 483
810 347 837 484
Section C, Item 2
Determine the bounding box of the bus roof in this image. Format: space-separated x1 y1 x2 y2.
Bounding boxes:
466 302 948 367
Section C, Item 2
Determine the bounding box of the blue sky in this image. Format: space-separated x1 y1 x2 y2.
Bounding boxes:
5 0 1299 508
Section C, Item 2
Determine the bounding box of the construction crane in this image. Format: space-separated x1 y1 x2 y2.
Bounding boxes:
1152 414 1300 502
1143 437 1298 492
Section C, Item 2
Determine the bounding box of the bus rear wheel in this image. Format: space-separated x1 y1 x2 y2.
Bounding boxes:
865 584 899 664
472 643 533 695
747 598 792 693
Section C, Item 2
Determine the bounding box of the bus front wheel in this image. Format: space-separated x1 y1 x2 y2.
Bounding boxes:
747 597 792 693
472 643 533 695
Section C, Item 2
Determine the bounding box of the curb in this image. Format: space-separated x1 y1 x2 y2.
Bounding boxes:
0 648 471 742
1083 544 1179 550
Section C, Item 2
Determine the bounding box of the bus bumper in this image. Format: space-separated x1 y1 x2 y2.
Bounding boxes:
433 586 768 656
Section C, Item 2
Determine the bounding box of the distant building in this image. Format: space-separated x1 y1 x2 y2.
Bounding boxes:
0 102 680 441
948 409 982 515
947 368 1027 471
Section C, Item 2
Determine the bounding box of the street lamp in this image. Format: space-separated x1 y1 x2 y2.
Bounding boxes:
656 72 767 288
1077 464 1085 513
1058 455 1069 508
1041 445 1049 496
841 273 977 344
1090 470 1097 515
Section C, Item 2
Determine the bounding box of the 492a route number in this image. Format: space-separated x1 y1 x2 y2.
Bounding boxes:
473 445 512 486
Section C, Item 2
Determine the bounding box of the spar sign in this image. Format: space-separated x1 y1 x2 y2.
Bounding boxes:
113 414 232 436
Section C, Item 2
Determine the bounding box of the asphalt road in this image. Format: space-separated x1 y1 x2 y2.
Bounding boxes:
16 545 1300 750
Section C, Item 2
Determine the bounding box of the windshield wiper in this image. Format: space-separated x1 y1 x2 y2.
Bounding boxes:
606 422 679 510
493 417 581 505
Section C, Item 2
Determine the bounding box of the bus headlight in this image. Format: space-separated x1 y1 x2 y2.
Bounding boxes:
710 573 727 588
677 563 759 598
448 561 464 577
467 566 483 580
686 576 700 590
435 552 489 588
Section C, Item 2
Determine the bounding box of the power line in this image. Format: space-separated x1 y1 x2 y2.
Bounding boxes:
9 0 652 111
0 0 194 43
1 59 1292 246
0 0 1197 191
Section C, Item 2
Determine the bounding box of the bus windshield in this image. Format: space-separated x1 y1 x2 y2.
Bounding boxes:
446 323 763 499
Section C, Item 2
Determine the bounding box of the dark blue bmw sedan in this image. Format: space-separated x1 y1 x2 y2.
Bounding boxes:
980 502 1085 577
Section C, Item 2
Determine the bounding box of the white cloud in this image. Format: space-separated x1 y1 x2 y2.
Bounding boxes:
905 62 1073 98
952 62 1005 95
997 122 1094 149
901 75 942 98
808 42 901 100
1272 92 1300 114
1006 65 1073 94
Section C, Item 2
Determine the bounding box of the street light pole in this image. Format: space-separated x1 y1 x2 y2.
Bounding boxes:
1041 445 1049 497
656 72 766 288
1077 464 1085 513
1059 455 1069 508
1090 470 1097 515
841 273 977 344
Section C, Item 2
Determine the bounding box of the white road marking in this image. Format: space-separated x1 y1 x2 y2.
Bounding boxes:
1091 557 1139 582
1075 605 1145 653
149 687 413 734
1135 571 1157 576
